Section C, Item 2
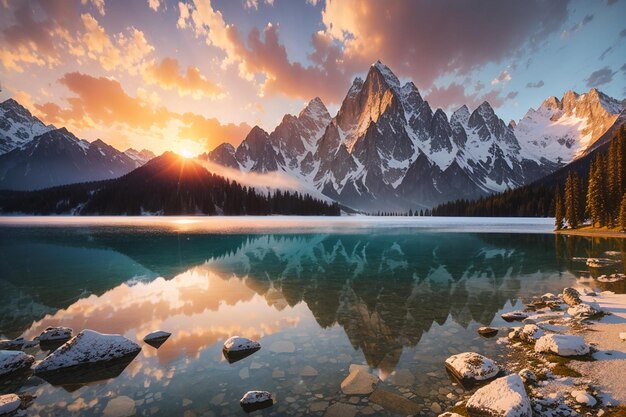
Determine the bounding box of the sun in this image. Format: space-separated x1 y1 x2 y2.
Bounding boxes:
179 148 194 159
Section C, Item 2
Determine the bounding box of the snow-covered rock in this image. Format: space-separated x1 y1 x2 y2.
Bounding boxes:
597 273 625 283
518 369 536 384
567 303 601 320
438 413 464 417
535 334 589 357
445 352 499 383
501 311 528 322
0 338 24 350
0 394 21 415
222 336 261 363
466 374 532 417
341 368 379 394
34 329 141 374
586 258 618 268
38 327 72 343
142 331 171 348
571 390 597 407
0 350 34 377
509 324 544 343
239 390 274 412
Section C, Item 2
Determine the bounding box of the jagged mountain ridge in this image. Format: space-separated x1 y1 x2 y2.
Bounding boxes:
204 61 625 211
0 98 55 154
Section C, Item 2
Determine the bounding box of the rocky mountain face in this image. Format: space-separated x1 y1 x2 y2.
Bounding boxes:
0 99 54 154
205 61 625 211
0 98 152 191
0 127 143 191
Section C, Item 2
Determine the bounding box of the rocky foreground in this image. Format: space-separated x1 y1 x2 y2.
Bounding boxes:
436 287 626 417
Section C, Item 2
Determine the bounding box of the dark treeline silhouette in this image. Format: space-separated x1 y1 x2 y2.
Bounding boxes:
431 126 626 230
0 152 340 216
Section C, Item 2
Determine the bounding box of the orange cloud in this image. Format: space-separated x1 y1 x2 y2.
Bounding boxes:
34 72 249 150
146 57 223 99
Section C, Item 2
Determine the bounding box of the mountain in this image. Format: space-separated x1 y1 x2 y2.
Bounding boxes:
124 148 156 165
204 61 625 211
0 127 143 191
0 152 341 216
0 98 55 154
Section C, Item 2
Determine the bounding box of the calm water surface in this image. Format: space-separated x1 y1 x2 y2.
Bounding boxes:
0 217 625 417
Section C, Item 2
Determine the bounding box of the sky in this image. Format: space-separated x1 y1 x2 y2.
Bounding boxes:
0 0 625 156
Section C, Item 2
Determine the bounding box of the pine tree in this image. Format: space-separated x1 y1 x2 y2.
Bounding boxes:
621 192 626 232
586 155 606 227
555 187 564 230
565 172 582 228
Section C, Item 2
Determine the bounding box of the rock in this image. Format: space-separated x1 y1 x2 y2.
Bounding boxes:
323 402 357 417
271 368 285 378
478 327 499 337
300 365 318 377
34 329 141 374
222 336 260 363
239 367 249 379
597 273 625 283
466 374 532 417
535 334 590 357
518 369 536 384
0 394 21 415
571 390 597 407
369 389 421 415
519 324 544 343
445 352 499 384
431 402 442 413
239 391 273 413
0 339 24 351
501 311 528 322
309 401 328 412
439 413 464 417
0 350 34 377
340 369 378 394
562 287 581 306
389 369 415 387
586 258 618 268
268 341 295 354
568 303 601 320
38 327 72 343
103 396 136 417
143 331 171 348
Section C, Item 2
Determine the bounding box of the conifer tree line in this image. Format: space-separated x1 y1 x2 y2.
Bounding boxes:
432 126 626 231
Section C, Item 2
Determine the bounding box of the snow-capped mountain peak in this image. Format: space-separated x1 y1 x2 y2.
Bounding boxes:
0 98 55 154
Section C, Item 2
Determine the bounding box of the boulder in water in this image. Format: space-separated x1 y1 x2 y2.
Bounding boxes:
0 350 34 378
534 334 589 357
222 336 261 363
239 390 273 412
444 352 499 386
466 374 532 417
143 331 171 349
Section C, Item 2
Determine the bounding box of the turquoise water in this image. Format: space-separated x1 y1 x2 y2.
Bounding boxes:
0 217 624 417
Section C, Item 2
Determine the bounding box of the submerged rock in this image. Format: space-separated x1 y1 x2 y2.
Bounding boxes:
0 394 21 415
239 390 273 412
534 334 589 357
34 330 141 377
466 374 531 417
268 340 295 354
562 287 581 307
0 350 34 377
341 368 379 394
103 396 136 417
369 388 421 415
501 311 528 322
222 336 261 363
445 352 499 385
478 327 499 337
143 331 171 349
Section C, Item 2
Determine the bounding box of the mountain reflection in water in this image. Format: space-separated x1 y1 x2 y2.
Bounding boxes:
1 225 625 417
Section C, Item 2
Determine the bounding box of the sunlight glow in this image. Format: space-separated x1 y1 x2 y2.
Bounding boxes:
180 148 193 159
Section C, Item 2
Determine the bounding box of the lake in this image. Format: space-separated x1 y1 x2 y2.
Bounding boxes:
1 216 625 417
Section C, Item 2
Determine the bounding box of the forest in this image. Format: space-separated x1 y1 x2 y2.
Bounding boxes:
0 152 341 216
431 125 626 230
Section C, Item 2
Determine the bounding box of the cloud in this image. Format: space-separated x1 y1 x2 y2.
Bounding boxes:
599 47 613 60
491 69 512 85
148 0 161 11
35 72 250 150
561 14 593 38
585 66 616 88
243 0 274 10
425 82 517 111
526 80 545 88
145 57 223 99
620 28 626 38
320 0 569 88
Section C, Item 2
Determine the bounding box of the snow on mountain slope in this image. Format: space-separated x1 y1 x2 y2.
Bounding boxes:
0 99 54 154
515 88 624 164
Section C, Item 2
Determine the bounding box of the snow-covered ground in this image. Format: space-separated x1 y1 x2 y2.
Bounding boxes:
0 216 556 234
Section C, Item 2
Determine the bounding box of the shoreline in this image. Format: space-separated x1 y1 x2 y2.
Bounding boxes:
556 227 626 239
